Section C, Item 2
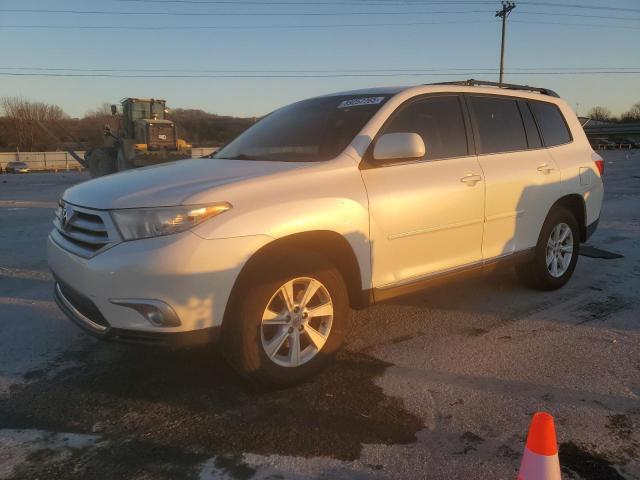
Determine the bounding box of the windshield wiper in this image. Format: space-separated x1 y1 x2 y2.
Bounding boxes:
217 154 273 161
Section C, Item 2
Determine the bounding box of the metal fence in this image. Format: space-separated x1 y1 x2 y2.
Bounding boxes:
0 147 218 172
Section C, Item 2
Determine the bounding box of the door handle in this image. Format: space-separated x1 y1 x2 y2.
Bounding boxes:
460 174 482 186
537 163 555 174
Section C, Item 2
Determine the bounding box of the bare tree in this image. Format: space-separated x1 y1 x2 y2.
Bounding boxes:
621 101 640 122
586 106 613 122
1 96 66 151
84 102 113 118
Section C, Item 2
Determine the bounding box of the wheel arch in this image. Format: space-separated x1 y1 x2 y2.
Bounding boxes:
221 230 368 335
550 194 587 241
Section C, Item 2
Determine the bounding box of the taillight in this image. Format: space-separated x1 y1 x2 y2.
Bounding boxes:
592 152 604 176
594 159 604 175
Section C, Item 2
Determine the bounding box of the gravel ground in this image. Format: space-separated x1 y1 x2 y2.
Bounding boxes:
0 151 639 480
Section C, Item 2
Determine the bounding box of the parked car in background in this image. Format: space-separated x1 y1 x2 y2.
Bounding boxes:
4 161 30 173
48 80 604 386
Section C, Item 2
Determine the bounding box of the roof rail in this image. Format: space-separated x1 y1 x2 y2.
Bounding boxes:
428 79 560 98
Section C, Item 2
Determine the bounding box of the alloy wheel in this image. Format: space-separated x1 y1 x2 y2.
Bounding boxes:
260 277 334 368
546 222 574 278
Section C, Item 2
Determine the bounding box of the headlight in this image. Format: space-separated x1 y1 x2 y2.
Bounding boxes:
111 202 232 241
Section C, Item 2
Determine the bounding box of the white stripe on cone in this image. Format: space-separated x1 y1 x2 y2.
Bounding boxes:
518 448 561 480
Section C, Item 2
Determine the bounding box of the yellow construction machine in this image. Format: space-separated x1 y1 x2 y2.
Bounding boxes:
86 98 192 178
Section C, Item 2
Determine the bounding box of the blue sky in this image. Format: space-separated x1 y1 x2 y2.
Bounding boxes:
1 0 639 118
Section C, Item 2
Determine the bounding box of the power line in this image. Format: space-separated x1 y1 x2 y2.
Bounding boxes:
511 19 640 29
1 71 638 78
109 0 501 4
3 8 639 22
2 20 639 30
0 8 494 16
0 20 494 29
517 1 640 13
104 0 640 13
518 10 640 21
3 66 639 73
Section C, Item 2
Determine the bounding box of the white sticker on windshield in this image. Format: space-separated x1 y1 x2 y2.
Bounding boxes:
337 97 385 109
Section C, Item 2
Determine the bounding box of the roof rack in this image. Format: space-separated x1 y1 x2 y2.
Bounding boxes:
428 79 560 98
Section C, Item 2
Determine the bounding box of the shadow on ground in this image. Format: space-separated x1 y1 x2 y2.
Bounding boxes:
0 343 422 479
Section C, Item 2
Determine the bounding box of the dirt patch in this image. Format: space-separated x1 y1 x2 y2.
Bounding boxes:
0 345 422 478
559 442 625 480
454 431 484 455
496 444 520 460
575 295 632 323
10 438 208 480
463 328 489 337
606 414 634 441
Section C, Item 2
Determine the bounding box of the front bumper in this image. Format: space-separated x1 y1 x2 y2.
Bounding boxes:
47 229 271 342
54 280 220 346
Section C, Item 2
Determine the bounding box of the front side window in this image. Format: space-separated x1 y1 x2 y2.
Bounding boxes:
215 95 389 162
469 96 528 154
382 95 468 161
529 101 572 147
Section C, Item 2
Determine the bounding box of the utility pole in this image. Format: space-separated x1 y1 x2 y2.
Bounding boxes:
495 1 516 84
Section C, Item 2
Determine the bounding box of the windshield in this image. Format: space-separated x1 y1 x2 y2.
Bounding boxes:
215 94 389 162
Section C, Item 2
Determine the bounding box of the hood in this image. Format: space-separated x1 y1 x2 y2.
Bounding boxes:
63 158 309 209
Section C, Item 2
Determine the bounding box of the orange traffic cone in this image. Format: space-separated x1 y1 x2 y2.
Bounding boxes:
518 412 561 480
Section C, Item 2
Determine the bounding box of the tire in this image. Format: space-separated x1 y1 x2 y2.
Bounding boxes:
516 207 580 290
87 147 117 178
223 250 349 387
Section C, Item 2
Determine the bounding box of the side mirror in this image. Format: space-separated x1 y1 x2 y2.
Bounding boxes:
111 105 117 115
373 132 425 162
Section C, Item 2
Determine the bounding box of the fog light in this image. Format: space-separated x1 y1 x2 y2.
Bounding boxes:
110 299 181 327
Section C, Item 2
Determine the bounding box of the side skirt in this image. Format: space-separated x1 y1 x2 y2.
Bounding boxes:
369 248 535 304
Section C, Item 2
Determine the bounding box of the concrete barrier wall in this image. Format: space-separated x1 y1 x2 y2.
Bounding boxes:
0 151 85 171
0 147 218 171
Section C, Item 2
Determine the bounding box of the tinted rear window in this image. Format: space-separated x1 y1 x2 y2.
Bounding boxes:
469 96 527 154
529 101 572 147
383 95 468 160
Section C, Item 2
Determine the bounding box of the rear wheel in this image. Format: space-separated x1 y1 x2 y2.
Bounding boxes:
516 207 580 290
223 251 348 387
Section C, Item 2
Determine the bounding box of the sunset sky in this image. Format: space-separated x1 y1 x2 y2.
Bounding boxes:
1 0 639 118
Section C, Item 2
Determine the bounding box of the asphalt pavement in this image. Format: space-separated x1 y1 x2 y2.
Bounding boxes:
0 151 639 479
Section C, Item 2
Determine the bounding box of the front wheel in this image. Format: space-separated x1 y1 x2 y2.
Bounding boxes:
223 251 348 387
516 207 580 290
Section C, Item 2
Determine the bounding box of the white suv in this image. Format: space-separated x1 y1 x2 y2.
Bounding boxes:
48 80 604 385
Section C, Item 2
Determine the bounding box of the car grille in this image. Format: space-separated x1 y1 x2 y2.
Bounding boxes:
51 200 121 258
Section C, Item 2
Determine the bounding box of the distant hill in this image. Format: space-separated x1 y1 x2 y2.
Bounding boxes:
168 109 256 148
0 103 256 152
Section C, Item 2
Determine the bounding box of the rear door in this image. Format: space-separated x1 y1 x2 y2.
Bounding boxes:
467 95 562 259
361 94 485 288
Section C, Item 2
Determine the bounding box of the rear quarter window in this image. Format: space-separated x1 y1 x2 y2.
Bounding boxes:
529 101 572 147
517 100 542 149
